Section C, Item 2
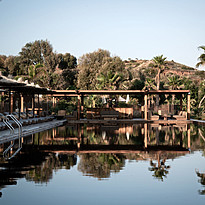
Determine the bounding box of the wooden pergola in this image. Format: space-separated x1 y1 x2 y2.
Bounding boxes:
0 75 55 118
0 73 191 121
51 89 191 120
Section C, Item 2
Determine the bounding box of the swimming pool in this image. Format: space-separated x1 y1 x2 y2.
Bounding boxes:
0 123 205 205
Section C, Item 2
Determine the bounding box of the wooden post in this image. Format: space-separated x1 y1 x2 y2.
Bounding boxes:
1 92 4 113
10 91 14 114
32 94 35 117
9 89 11 114
77 95 81 120
25 95 28 117
38 94 40 116
171 125 175 145
187 93 191 120
18 93 21 119
144 93 148 120
77 124 81 149
21 94 24 112
52 97 55 107
180 95 183 111
81 95 84 119
188 124 191 149
144 123 148 148
55 97 57 107
47 96 49 115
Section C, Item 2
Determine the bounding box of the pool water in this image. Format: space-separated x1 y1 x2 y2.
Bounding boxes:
0 123 205 205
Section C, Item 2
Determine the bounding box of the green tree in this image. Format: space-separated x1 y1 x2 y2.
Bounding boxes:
196 46 205 68
19 40 53 75
58 53 77 89
4 55 20 75
0 55 6 68
77 49 125 89
0 55 8 75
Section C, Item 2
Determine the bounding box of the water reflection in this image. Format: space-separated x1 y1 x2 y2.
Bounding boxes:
78 153 125 179
0 123 205 197
148 154 170 181
196 169 205 195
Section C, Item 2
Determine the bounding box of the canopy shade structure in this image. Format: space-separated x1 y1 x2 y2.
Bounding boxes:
0 75 55 94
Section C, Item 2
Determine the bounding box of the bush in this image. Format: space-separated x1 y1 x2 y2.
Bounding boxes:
50 99 77 114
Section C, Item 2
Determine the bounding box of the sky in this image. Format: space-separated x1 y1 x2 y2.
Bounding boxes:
0 0 205 69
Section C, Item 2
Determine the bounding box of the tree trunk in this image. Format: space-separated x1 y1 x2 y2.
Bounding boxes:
156 68 160 106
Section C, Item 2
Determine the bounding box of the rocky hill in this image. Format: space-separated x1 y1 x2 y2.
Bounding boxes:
124 59 205 82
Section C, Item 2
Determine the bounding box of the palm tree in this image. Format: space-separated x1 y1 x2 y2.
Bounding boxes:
165 75 183 105
153 55 167 90
152 55 167 106
196 46 205 68
96 71 124 90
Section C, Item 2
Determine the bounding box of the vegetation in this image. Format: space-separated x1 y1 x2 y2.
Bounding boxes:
0 40 205 118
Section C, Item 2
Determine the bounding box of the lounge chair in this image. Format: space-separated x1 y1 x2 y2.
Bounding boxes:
173 111 187 120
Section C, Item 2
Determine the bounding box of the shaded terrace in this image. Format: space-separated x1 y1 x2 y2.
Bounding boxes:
51 89 191 121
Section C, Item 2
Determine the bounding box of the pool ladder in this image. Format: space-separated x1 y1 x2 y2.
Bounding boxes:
3 114 23 160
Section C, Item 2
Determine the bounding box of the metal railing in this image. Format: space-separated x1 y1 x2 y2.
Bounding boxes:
3 114 23 160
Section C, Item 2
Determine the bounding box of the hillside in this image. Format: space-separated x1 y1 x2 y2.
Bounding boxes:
124 59 205 83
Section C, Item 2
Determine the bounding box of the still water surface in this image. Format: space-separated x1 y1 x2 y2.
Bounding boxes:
0 123 205 205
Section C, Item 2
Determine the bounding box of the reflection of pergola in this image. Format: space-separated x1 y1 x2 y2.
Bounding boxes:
51 89 191 120
0 75 55 118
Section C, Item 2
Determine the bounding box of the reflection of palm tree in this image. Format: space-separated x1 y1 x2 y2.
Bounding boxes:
148 154 170 181
196 169 205 195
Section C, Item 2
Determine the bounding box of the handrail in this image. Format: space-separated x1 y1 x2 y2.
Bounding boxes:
3 117 14 135
7 114 22 144
3 114 23 160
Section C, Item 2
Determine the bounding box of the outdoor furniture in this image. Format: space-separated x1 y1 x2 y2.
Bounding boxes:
100 110 119 120
66 111 78 120
57 110 67 120
150 115 159 120
173 111 187 120
148 111 159 120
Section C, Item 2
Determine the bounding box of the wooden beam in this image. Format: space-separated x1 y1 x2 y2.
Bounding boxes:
53 89 190 95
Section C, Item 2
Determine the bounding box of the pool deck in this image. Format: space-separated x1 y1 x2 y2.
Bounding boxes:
67 118 192 125
0 119 67 144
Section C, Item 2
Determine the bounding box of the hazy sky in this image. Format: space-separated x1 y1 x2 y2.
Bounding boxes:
0 0 205 69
